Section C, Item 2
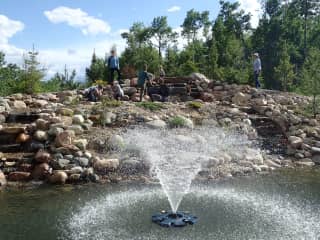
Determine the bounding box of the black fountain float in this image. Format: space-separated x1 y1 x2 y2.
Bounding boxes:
152 210 198 228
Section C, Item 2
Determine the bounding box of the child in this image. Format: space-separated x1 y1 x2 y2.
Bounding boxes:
112 81 124 100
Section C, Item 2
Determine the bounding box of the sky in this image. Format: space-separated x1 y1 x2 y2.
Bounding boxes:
0 0 262 80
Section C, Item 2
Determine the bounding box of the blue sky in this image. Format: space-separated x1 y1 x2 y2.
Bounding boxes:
0 0 261 79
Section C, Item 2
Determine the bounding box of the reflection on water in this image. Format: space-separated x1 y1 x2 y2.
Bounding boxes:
0 169 320 240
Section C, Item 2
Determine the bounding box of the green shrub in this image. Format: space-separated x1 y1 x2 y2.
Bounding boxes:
135 102 164 111
188 101 203 109
168 116 187 128
101 97 122 108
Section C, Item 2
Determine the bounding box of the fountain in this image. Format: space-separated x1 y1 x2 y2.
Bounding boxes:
123 126 252 227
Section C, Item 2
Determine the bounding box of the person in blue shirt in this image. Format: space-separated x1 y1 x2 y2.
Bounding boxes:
107 50 121 85
137 64 154 102
253 52 262 88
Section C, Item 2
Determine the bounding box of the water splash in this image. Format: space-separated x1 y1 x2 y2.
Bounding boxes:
123 126 253 212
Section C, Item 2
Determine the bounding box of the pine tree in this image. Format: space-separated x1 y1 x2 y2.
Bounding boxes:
21 45 45 94
274 43 296 91
85 50 105 85
301 48 320 118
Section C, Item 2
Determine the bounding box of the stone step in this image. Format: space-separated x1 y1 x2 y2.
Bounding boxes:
6 113 40 124
155 77 194 84
0 133 17 145
169 87 187 95
0 144 23 153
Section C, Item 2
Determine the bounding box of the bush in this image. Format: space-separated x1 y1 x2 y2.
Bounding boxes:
168 116 187 128
188 101 203 109
135 102 164 111
101 97 122 108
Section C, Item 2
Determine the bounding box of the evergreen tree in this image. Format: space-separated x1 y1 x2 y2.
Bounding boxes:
301 48 320 117
274 43 296 91
150 16 174 58
85 50 105 85
21 46 45 94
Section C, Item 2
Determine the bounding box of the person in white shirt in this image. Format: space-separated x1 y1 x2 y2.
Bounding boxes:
253 52 262 88
112 81 124 100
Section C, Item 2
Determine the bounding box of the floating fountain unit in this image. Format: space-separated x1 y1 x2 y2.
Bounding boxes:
152 210 197 228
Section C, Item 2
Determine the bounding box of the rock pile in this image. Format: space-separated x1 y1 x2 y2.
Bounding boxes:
0 73 319 187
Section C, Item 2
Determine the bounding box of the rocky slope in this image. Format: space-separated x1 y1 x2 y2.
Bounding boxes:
0 75 319 187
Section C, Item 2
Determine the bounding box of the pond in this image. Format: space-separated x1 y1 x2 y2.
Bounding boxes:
0 169 320 240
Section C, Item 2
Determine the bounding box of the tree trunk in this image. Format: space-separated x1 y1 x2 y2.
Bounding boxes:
304 0 308 59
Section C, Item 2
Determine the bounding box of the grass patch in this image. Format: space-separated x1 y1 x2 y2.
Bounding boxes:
135 102 164 111
168 116 187 128
187 101 203 109
101 97 122 108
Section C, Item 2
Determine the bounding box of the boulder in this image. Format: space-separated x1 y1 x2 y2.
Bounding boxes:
232 92 252 106
12 100 27 109
57 108 74 116
31 163 50 180
16 133 30 143
55 131 73 147
75 157 89 167
108 135 124 150
33 99 48 108
146 120 167 129
0 114 5 124
48 126 64 136
35 150 51 163
101 112 116 125
200 92 214 102
72 115 85 124
8 172 31 181
123 87 137 96
69 166 83 174
48 171 68 184
190 73 210 84
311 147 320 154
69 174 81 183
253 98 268 106
34 130 48 142
73 139 88 150
36 119 50 131
312 154 320 164
67 125 84 135
288 136 303 148
0 171 6 186
93 158 119 172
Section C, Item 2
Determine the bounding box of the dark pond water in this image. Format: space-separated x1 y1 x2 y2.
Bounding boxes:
0 169 320 240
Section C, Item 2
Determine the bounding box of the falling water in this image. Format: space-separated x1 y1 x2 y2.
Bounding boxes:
123 126 254 213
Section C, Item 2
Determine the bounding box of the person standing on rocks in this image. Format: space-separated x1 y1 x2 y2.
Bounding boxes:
253 52 262 88
107 49 121 85
159 65 166 79
137 64 153 102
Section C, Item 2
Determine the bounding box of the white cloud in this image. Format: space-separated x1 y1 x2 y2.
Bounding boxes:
238 0 262 28
37 31 126 79
0 15 25 63
167 6 181 13
44 6 111 35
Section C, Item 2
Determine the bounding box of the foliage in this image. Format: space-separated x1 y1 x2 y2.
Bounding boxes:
20 46 45 94
300 48 320 117
135 102 164 111
101 97 122 108
168 116 187 128
86 51 106 85
43 66 79 92
274 43 296 91
187 101 203 109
